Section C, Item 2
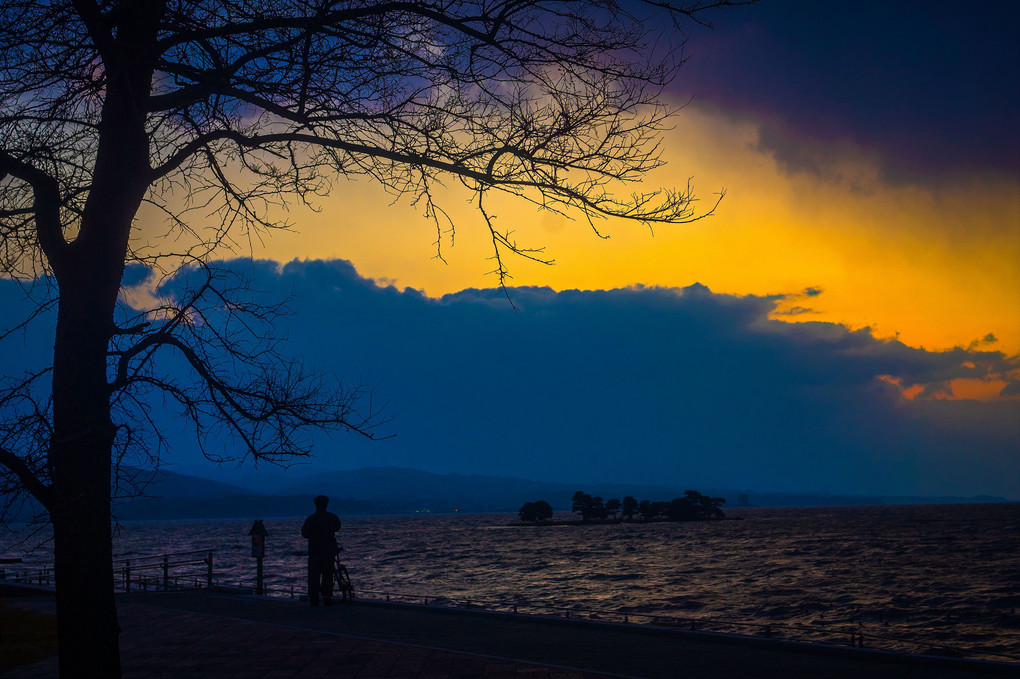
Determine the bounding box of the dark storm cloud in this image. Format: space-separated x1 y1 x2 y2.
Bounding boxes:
2 260 1017 497
175 259 1016 497
679 1 1020 182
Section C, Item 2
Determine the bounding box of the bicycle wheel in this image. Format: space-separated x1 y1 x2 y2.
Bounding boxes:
336 564 354 605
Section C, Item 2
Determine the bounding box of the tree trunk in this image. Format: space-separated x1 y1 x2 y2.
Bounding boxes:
49 265 123 678
51 474 120 679
44 4 162 669
48 115 152 679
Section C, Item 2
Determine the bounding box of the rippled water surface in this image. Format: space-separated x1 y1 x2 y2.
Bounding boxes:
5 504 1019 661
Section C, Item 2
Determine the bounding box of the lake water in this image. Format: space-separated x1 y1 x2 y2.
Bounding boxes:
3 503 1019 662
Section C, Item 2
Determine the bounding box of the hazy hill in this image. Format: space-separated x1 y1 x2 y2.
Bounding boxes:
117 469 257 498
4 468 259 523
111 467 717 519
4 466 1009 522
119 466 1011 520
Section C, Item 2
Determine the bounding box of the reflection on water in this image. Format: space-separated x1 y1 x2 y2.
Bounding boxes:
3 503 1019 660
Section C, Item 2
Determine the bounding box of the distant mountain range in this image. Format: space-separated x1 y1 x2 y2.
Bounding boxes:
3 466 1008 522
102 466 1011 521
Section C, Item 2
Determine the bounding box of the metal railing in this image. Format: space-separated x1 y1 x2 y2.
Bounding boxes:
0 550 215 594
0 563 55 587
115 550 214 593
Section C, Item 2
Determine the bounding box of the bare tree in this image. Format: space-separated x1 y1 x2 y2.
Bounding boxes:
0 1 740 676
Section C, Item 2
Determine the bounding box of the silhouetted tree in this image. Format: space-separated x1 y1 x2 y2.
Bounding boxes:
638 499 656 521
622 496 639 521
665 491 726 521
606 498 621 520
533 500 554 523
668 496 697 521
0 2 740 676
572 491 595 521
517 499 553 522
689 491 726 519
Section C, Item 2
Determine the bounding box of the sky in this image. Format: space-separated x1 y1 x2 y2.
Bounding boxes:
239 1 1020 364
2 1 1018 498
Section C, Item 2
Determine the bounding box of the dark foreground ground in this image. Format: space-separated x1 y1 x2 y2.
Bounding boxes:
2 590 1016 679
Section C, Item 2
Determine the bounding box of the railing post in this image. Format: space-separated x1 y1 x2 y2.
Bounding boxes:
162 555 170 591
124 560 131 593
206 551 213 589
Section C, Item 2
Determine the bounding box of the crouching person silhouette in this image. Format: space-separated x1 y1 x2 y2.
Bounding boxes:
301 495 342 606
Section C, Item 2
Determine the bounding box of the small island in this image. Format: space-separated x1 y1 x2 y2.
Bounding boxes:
514 490 727 525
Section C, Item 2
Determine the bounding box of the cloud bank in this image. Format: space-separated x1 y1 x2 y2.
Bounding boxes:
2 259 1017 497
181 260 1020 497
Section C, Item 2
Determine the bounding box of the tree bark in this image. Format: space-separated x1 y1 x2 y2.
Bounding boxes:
50 438 120 678
47 183 149 679
49 258 122 676
46 5 162 672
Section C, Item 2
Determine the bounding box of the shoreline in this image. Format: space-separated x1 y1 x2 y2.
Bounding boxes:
3 590 1016 678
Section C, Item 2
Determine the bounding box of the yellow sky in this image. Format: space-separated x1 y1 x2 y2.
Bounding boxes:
240 103 1019 357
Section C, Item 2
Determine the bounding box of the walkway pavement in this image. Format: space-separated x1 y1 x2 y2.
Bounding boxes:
3 596 609 679
3 591 1015 678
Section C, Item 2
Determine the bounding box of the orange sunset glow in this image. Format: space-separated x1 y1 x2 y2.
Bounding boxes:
239 103 1019 366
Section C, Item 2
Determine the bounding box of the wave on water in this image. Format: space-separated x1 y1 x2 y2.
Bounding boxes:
2 503 1019 662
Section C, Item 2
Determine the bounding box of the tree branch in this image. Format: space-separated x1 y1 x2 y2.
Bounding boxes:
0 446 53 510
71 0 117 61
0 151 68 272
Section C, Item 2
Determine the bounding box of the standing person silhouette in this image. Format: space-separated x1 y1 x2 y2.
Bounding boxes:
301 495 342 606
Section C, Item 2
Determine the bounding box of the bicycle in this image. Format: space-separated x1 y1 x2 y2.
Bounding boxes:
333 549 354 605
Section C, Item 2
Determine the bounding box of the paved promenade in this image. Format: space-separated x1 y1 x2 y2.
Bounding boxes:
3 591 1016 678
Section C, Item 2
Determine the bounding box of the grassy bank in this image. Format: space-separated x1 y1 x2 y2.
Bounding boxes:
0 601 58 672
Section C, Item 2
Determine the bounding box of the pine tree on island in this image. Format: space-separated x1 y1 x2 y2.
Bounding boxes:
571 490 725 523
622 496 639 521
518 491 725 525
518 500 554 523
